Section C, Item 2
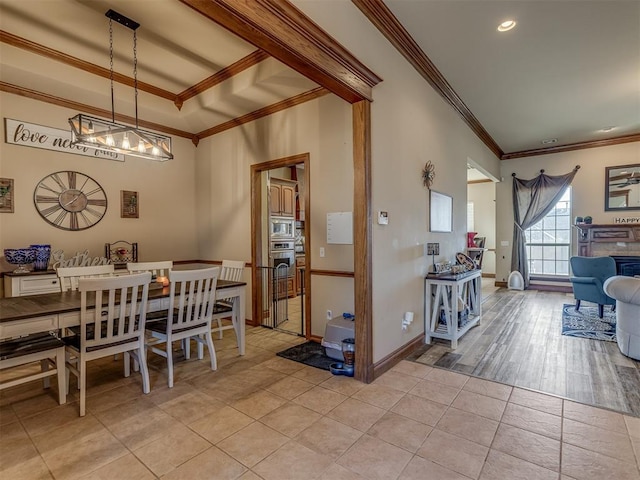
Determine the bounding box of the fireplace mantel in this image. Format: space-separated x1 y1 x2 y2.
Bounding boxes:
574 223 640 257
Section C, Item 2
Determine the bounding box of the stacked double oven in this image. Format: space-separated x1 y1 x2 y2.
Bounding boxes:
270 217 295 285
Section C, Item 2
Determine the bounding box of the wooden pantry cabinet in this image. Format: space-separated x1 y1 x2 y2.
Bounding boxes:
269 178 296 217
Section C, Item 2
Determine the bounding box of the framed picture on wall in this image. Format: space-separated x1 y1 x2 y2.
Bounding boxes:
0 178 14 213
121 190 139 218
430 190 452 232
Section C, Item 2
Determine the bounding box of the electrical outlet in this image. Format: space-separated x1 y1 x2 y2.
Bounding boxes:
320 247 325 258
326 309 332 320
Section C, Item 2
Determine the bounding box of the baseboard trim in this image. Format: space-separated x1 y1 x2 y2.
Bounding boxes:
482 273 495 278
309 334 322 343
496 281 507 288
529 284 573 293
372 334 425 379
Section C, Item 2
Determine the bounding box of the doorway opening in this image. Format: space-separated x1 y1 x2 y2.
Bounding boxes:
251 153 310 338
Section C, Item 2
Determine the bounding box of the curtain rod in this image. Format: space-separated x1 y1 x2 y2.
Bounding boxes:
511 165 581 177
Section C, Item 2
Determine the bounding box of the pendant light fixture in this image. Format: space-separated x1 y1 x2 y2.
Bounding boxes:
69 9 173 161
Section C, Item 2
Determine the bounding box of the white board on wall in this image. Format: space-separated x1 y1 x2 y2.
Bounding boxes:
327 212 353 244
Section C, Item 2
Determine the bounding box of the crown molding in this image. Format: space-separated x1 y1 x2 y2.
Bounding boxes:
179 0 381 103
352 0 503 159
1 81 197 144
0 30 176 102
501 133 640 160
196 86 330 139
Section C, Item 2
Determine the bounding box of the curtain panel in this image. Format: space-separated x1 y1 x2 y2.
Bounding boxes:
511 166 580 288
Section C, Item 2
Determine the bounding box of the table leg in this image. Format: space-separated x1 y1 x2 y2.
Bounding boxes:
231 287 246 356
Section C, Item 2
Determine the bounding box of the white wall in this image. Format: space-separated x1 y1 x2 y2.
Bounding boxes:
195 94 355 330
0 93 199 267
294 1 502 362
496 142 640 283
468 182 496 274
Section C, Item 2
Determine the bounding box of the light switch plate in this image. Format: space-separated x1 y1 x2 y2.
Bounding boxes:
501 240 509 247
378 211 389 225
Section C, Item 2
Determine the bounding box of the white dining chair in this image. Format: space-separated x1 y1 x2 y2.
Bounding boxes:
0 333 66 405
64 272 151 416
146 267 220 388
57 264 115 292
126 261 173 280
212 260 245 339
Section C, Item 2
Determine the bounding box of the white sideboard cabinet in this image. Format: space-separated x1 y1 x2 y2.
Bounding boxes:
4 271 61 297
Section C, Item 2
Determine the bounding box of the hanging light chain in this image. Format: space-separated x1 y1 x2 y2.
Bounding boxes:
109 17 115 123
133 29 139 129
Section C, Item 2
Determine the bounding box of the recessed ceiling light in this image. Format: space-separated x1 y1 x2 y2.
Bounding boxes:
541 138 558 145
600 126 616 132
497 20 517 32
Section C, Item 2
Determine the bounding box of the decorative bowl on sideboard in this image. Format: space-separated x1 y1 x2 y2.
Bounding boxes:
4 248 36 273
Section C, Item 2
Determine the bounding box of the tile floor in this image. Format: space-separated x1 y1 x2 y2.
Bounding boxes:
1 326 639 480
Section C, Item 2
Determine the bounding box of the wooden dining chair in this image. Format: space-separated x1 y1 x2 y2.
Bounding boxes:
0 332 66 405
146 267 219 388
212 260 245 339
126 261 173 280
64 272 151 416
57 264 115 292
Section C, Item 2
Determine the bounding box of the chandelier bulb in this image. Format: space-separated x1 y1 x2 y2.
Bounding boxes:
152 145 160 156
137 139 146 153
121 132 131 150
106 127 115 146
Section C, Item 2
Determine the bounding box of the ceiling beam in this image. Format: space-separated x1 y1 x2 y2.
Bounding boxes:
196 86 330 139
175 49 270 109
0 81 198 143
352 0 503 159
178 0 381 103
0 30 176 102
501 133 640 160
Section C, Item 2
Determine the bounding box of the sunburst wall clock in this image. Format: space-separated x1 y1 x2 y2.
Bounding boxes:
422 161 435 188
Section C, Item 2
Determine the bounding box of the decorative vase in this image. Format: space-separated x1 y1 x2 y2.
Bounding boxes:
574 216 583 224
583 216 593 224
30 244 51 271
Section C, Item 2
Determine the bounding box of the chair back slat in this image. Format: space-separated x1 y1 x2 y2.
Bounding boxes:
127 261 173 279
78 272 151 351
220 260 245 282
57 265 115 292
168 267 219 330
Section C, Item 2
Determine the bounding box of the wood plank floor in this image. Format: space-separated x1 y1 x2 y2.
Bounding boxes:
407 287 640 416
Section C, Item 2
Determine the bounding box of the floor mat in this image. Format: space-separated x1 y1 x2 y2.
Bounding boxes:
561 303 616 342
276 341 335 371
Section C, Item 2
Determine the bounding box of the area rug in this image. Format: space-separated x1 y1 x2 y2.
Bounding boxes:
276 341 334 371
561 304 616 342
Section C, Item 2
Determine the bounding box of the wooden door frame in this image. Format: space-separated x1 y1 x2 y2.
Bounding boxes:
251 153 311 340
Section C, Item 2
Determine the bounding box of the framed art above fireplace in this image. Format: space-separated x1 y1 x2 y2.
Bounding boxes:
605 163 640 211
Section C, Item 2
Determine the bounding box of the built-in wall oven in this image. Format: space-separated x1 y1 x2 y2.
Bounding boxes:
271 240 295 276
270 217 295 240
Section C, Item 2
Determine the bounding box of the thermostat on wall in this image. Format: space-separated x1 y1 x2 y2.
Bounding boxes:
378 211 389 225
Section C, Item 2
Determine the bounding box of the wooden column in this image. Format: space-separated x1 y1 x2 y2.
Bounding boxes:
353 100 373 383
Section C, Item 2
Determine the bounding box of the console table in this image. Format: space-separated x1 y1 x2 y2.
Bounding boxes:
424 269 482 349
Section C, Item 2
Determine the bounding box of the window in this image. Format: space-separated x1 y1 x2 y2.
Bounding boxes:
525 188 571 276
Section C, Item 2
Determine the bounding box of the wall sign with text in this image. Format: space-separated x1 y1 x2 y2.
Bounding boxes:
4 118 124 161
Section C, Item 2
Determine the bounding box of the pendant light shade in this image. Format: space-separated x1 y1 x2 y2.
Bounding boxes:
69 9 173 161
69 114 172 161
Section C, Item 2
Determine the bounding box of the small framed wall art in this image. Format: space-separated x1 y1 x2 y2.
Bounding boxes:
0 178 14 213
121 190 139 218
429 190 453 232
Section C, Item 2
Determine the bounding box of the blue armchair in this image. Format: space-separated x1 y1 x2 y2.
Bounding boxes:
569 256 616 318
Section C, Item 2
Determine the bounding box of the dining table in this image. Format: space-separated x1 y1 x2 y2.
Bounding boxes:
0 279 247 355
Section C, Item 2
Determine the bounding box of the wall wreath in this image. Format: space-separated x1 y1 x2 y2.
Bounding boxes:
422 161 435 188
